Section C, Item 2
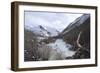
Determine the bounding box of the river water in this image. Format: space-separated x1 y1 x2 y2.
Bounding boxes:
48 39 76 58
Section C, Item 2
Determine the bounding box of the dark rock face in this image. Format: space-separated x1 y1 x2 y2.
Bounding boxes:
61 14 90 59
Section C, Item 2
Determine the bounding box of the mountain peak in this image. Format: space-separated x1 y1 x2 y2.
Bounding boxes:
25 25 59 37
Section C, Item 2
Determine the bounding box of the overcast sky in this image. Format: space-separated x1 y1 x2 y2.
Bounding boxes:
24 11 83 32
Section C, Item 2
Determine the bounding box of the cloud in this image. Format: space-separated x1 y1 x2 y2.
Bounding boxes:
25 11 83 32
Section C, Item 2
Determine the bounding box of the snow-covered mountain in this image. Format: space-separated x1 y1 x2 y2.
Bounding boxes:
25 25 60 37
